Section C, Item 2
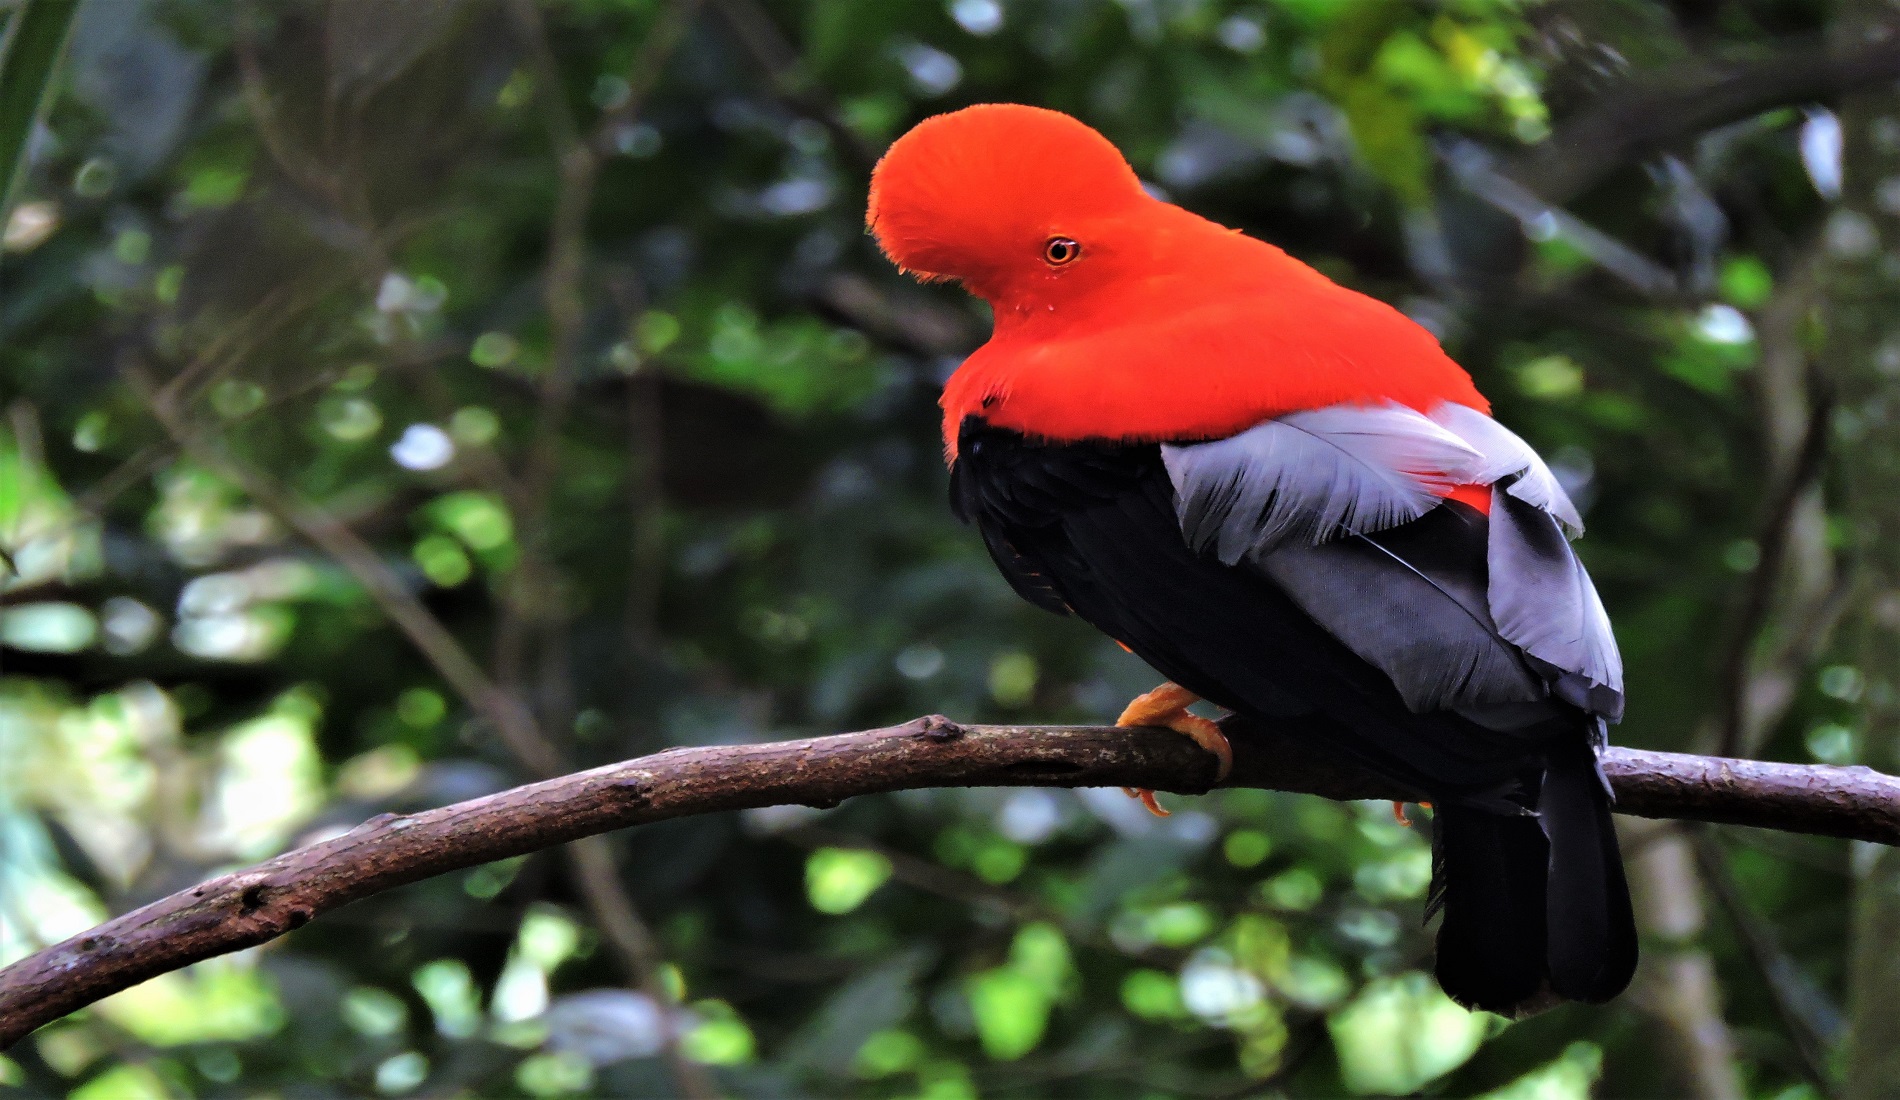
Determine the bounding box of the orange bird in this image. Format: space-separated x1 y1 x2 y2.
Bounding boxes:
867 104 1635 1015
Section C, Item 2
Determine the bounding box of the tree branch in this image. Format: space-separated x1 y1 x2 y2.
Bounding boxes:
2 714 1896 1047
1510 30 1900 206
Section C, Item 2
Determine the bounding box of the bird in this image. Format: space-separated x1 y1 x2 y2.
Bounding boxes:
865 103 1637 1016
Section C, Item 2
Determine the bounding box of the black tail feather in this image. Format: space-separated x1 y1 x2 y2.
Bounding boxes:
1432 803 1549 1013
1541 739 1639 1002
1430 742 1637 1014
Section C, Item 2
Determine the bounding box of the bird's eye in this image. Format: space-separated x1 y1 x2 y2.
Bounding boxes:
1043 237 1081 266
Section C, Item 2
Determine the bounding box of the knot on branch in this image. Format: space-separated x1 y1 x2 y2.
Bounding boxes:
911 714 964 742
614 775 653 806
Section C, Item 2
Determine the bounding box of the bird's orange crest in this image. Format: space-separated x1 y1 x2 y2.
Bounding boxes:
867 105 1488 457
867 104 1147 300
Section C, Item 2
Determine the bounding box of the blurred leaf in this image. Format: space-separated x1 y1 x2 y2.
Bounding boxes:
413 959 482 1039
681 1000 756 1065
1338 78 1430 205
1720 255 1774 309
1476 1041 1604 1100
852 1028 925 1078
966 968 1046 1061
0 0 77 229
806 846 893 914
326 0 463 105
1121 969 1188 1020
544 990 667 1065
677 307 892 419
0 601 95 651
95 957 286 1047
69 1063 173 1100
784 947 932 1073
1327 973 1487 1094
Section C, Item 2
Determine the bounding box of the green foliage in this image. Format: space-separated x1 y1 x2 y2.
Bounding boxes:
0 0 1874 1097
806 847 894 914
0 0 78 226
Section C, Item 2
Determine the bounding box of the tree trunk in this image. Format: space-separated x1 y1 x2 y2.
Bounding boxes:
1829 10 1900 1097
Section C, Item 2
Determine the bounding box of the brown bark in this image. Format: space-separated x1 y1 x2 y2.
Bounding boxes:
1 715 1898 1048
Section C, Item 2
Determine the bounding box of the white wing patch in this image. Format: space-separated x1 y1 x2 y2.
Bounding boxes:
1430 402 1585 536
1162 402 1483 564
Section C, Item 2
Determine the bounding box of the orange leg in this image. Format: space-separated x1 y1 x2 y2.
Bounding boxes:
1116 682 1234 817
1390 801 1435 826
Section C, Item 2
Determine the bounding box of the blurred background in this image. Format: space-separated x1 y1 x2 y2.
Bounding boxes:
2 0 1897 1096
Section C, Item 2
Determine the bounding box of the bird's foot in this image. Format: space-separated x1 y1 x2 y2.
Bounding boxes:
1390 801 1434 826
1116 682 1233 817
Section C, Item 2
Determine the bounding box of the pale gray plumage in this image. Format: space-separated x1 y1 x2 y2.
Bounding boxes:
1430 402 1585 536
1487 491 1625 718
1161 402 1483 564
1162 400 1623 724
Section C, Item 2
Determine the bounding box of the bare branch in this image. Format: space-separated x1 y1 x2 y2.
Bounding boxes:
1510 31 1900 206
710 0 882 175
2 714 1896 1047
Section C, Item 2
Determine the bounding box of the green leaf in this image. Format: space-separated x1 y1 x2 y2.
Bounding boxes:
1328 973 1487 1094
967 968 1048 1061
0 0 78 235
1121 970 1187 1020
1006 923 1072 998
70 1064 172 1100
682 1000 757 1065
1340 80 1430 206
1719 255 1774 308
1476 1041 1604 1100
806 847 893 914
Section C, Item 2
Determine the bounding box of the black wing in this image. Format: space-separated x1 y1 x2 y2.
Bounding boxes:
954 418 1554 799
951 410 1636 1011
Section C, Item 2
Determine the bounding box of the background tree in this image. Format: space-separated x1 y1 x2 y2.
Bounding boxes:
1 1 1896 1097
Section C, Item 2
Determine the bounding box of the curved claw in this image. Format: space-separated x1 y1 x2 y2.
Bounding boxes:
1115 682 1233 780
1115 682 1234 818
1122 787 1172 817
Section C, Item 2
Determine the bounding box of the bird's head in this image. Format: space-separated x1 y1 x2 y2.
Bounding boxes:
867 104 1155 308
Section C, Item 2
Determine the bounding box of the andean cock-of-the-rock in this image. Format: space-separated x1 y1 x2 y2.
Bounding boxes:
867 103 1636 1016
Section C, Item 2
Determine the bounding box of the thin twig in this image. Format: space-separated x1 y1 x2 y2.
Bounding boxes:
1692 829 1841 1094
127 363 562 777
710 0 882 175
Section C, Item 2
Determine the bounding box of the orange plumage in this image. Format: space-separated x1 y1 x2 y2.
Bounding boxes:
866 104 1487 457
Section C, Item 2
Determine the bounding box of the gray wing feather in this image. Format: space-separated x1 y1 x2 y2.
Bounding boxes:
1259 535 1546 715
1431 402 1584 536
1488 491 1624 718
1161 403 1482 564
1159 401 1622 722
